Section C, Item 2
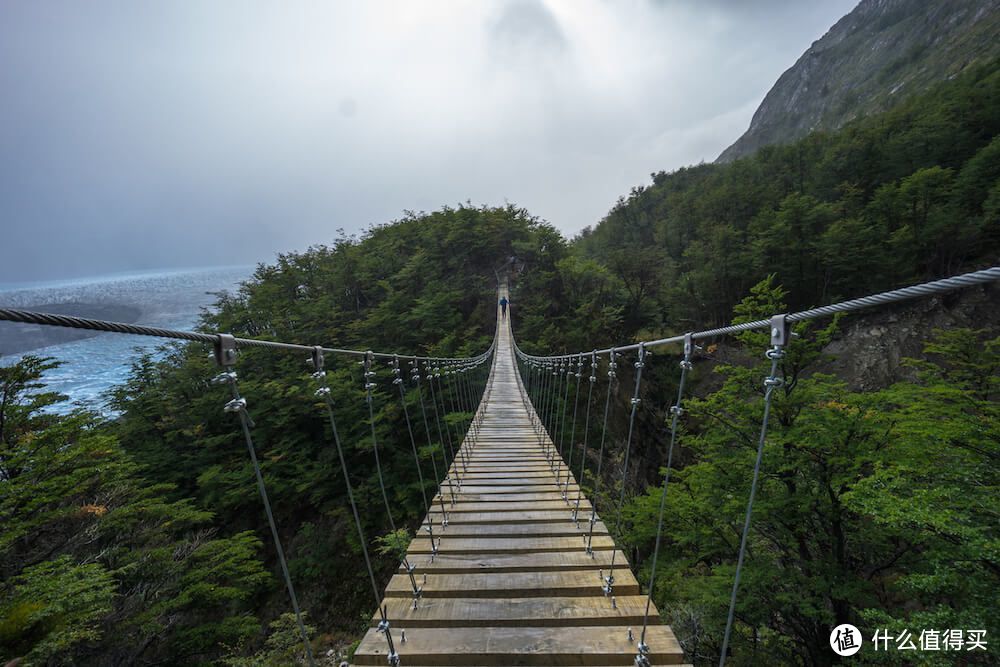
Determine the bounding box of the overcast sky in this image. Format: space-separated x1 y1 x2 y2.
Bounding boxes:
0 0 857 282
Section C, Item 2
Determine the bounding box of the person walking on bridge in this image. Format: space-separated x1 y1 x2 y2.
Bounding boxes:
499 295 509 319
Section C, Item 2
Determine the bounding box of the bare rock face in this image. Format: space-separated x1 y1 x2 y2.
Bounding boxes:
717 0 1000 163
819 283 1000 391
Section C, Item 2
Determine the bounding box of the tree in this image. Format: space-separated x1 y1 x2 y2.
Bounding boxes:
0 357 270 664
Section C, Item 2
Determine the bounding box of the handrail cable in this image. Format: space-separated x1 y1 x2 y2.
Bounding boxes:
0 307 493 363
513 266 1000 361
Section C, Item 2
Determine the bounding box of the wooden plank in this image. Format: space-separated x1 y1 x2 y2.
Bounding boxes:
431 500 592 513
384 569 640 598
372 595 661 628
353 625 685 665
423 521 607 537
408 535 616 555
426 510 592 525
400 550 630 574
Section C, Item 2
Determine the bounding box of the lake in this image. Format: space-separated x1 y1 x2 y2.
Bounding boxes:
0 266 251 413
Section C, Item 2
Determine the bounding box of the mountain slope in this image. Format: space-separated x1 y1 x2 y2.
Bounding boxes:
718 0 1000 163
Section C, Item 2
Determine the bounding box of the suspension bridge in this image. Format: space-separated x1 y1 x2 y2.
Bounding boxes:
1 266 997 666
351 286 684 665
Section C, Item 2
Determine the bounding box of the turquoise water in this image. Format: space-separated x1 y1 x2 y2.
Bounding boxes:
0 266 251 413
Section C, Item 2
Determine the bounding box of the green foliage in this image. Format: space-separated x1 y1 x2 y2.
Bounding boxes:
622 309 999 664
374 528 413 563
0 357 269 665
0 557 115 665
575 61 1000 335
223 613 316 667
3 57 997 667
99 204 555 646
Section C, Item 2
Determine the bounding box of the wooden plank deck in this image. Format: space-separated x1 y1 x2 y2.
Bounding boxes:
352 296 686 666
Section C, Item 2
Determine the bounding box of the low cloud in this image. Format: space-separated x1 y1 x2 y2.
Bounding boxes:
0 0 857 281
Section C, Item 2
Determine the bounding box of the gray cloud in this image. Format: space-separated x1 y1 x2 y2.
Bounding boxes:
489 1 567 56
0 0 857 282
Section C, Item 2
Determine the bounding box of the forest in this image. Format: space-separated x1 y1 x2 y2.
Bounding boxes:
1 61 998 665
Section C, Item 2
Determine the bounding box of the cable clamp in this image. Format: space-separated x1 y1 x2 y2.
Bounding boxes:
212 371 237 385
630 397 641 406
213 333 237 366
764 375 784 389
311 370 326 380
765 347 786 360
669 405 684 416
310 346 324 372
770 314 790 347
223 397 246 414
315 387 331 398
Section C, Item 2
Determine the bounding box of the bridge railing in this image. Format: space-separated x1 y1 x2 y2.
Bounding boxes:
0 307 499 667
509 265 999 667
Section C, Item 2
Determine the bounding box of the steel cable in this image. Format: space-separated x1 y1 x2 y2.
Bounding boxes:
215 371 315 666
604 344 646 597
586 349 616 555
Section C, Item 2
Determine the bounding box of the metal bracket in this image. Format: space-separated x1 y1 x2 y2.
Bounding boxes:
213 333 237 366
311 345 324 372
770 314 790 348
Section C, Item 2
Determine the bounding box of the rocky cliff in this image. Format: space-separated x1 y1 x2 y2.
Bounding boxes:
718 0 1000 162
